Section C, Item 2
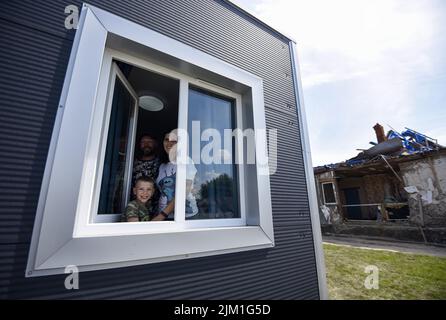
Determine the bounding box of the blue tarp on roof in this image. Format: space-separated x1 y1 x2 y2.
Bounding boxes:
345 127 440 166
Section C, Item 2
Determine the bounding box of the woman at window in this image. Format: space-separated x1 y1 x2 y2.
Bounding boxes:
152 130 198 221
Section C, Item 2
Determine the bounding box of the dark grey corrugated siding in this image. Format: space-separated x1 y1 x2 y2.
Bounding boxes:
0 0 318 299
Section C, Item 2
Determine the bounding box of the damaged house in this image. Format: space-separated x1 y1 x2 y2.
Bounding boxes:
314 124 446 243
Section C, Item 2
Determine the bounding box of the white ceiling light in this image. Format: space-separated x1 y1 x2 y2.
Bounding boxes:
138 95 164 111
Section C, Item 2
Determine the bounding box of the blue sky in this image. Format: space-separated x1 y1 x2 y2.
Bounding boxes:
232 0 446 166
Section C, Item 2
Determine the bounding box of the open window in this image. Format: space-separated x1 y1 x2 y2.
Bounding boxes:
26 4 273 276
93 59 245 228
322 182 337 205
96 63 139 222
94 61 180 223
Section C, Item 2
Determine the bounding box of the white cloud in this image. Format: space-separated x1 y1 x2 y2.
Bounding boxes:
247 0 436 88
204 169 221 181
233 0 444 166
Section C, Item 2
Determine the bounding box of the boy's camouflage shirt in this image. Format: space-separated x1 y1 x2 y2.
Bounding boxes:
122 200 151 222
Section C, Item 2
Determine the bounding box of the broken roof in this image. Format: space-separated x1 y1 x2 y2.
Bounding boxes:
314 125 444 175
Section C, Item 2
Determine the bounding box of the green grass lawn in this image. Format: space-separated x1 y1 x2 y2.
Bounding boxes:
323 243 446 300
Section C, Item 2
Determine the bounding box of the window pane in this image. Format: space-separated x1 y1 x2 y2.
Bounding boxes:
98 78 135 215
187 88 240 219
323 183 336 204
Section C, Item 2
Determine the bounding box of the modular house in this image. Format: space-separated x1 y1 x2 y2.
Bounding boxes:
0 0 326 299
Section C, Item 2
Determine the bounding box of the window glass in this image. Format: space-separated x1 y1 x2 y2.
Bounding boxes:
187 88 240 219
98 78 135 215
323 183 336 204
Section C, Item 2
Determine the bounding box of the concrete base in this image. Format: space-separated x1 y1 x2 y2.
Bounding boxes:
321 221 446 245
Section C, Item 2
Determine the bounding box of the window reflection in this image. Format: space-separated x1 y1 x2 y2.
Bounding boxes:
187 88 240 219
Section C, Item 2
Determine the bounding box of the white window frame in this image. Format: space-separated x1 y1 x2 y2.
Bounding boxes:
89 52 247 230
26 3 273 277
321 182 337 205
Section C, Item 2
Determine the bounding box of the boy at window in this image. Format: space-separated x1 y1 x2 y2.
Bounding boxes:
132 134 161 215
123 176 156 222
